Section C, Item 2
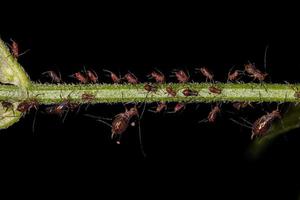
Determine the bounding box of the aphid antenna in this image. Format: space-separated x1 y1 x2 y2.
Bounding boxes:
229 118 252 129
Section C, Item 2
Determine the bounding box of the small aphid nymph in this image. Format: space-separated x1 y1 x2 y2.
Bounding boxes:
227 70 241 82
182 88 198 96
197 67 214 82
209 86 222 94
10 39 19 59
124 72 139 84
42 71 62 83
173 103 185 113
103 70 121 84
86 69 98 83
208 105 221 123
148 70 165 83
17 99 39 114
144 83 158 93
166 86 177 97
173 70 189 83
244 62 268 81
72 72 88 84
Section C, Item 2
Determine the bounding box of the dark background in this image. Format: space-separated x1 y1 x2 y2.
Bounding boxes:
1 2 300 198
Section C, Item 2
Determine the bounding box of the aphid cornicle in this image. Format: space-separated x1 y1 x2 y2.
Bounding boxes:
197 67 214 81
208 86 222 94
251 110 281 139
42 71 62 83
207 105 221 123
111 107 139 144
124 72 139 84
103 70 121 84
173 70 189 83
148 70 165 83
182 88 198 96
244 62 268 81
166 86 177 97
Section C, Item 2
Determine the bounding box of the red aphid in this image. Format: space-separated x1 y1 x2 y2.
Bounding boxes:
10 39 19 59
174 70 189 83
148 70 165 83
112 106 139 144
244 63 268 81
124 72 139 84
166 86 177 97
207 105 221 123
82 93 96 102
144 83 158 93
173 103 185 113
154 102 167 113
197 67 214 81
208 86 222 94
17 99 39 114
227 70 241 82
42 71 62 83
72 72 88 84
251 110 281 139
86 70 98 83
103 70 121 84
182 88 198 96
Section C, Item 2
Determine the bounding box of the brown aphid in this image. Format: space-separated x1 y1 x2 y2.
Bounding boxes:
227 70 241 82
10 39 19 59
17 99 39 114
103 70 121 84
232 102 252 110
111 106 139 144
144 83 158 93
173 70 189 83
251 110 281 139
173 103 185 113
42 71 62 83
1 101 14 111
124 72 139 84
182 88 198 96
197 67 214 81
82 93 96 102
72 72 88 84
155 102 167 113
208 86 222 94
86 69 98 83
148 70 165 83
294 92 300 98
166 86 177 97
45 103 67 116
244 63 268 81
207 105 221 123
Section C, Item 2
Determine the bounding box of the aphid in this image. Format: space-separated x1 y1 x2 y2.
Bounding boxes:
144 83 158 93
173 70 189 83
148 70 165 83
251 110 281 139
42 71 62 83
103 69 121 84
71 72 88 84
86 69 98 83
155 102 167 113
208 86 222 94
207 105 221 123
196 67 214 82
232 102 252 110
172 103 185 113
82 93 96 102
182 88 198 96
17 99 39 114
166 86 177 97
227 70 241 82
244 62 268 81
294 92 300 98
111 106 139 144
124 72 139 84
1 101 14 111
10 39 19 59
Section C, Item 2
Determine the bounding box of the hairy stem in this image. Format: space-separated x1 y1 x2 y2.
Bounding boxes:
1 82 299 104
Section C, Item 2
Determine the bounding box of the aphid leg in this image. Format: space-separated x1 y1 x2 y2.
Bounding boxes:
32 109 39 134
229 118 252 129
198 118 208 123
240 117 254 127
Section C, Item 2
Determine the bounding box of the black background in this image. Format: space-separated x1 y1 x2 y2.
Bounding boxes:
1 2 300 198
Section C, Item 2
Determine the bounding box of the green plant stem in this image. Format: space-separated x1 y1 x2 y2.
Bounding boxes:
1 82 300 104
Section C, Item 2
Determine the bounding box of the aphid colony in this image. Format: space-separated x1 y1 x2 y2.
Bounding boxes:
3 40 283 144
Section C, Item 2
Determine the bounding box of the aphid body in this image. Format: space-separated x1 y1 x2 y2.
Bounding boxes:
174 70 189 83
209 86 222 94
244 63 268 81
182 88 198 96
197 67 214 81
148 70 165 83
207 105 221 123
166 86 177 97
